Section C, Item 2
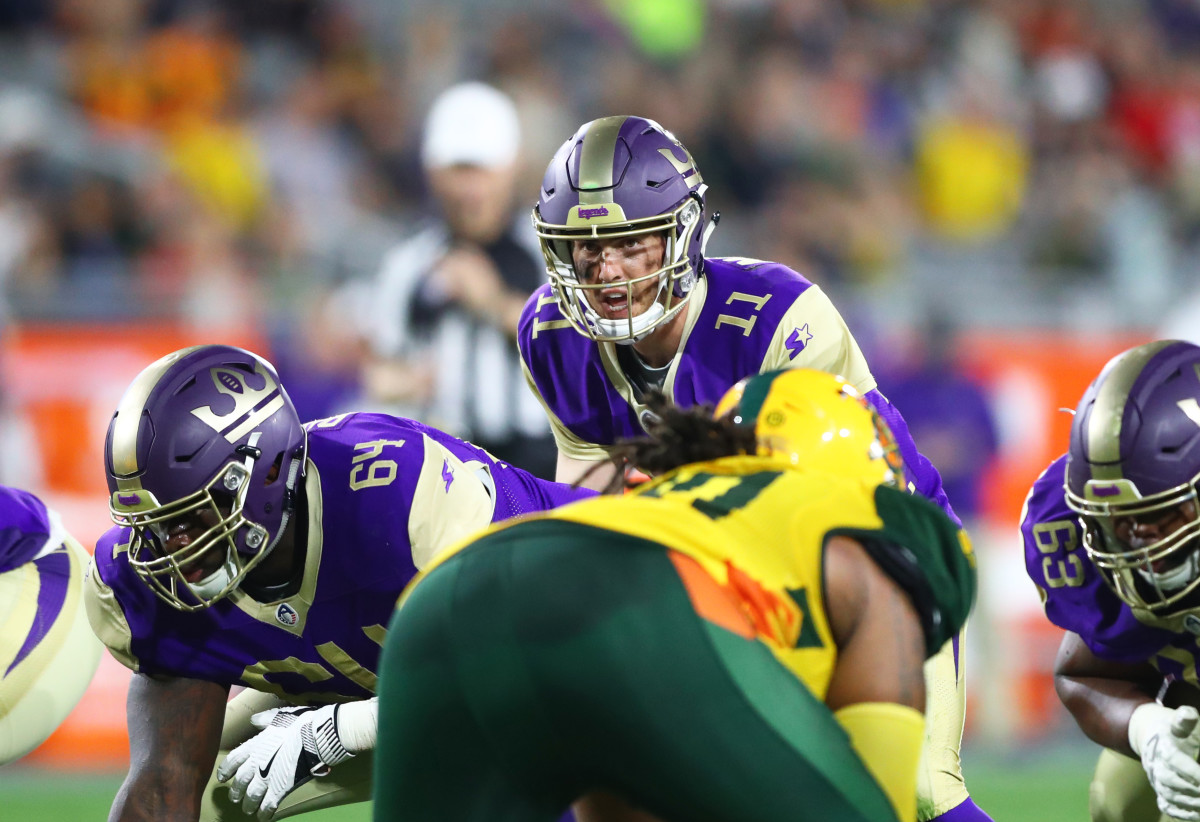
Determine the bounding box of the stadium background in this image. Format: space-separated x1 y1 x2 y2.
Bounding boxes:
0 0 1194 818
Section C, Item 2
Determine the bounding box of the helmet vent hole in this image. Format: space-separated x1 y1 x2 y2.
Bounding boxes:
647 179 667 189
173 376 197 395
264 452 284 485
173 444 204 463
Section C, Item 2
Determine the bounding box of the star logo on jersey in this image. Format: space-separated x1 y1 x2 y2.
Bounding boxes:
441 459 454 492
275 602 299 627
784 324 813 359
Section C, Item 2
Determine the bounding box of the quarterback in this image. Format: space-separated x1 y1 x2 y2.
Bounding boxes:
0 484 101 764
518 114 986 822
374 369 978 822
1022 339 1200 822
83 344 593 821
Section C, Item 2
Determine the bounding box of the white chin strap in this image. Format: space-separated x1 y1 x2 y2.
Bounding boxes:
1137 551 1200 593
593 303 666 344
187 549 237 600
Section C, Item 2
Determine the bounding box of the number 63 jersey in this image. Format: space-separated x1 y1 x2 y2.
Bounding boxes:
1021 455 1189 671
84 412 593 703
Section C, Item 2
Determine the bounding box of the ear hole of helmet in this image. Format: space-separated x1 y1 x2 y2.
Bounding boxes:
265 451 284 485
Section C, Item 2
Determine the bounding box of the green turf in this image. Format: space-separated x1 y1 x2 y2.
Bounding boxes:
0 745 1098 821
966 746 1096 821
0 770 371 821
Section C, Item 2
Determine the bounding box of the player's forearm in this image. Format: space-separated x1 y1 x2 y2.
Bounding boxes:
108 770 203 822
1055 673 1151 757
556 451 619 493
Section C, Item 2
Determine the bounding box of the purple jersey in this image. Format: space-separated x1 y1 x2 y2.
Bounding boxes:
1021 455 1191 671
518 256 957 522
0 485 61 573
85 413 593 701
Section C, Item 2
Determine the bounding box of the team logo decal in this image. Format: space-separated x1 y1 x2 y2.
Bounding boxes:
191 363 286 443
216 370 245 393
275 602 299 627
784 324 813 359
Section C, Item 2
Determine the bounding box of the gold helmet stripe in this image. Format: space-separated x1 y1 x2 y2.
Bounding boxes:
224 395 286 444
1088 340 1177 480
110 346 206 478
576 116 626 206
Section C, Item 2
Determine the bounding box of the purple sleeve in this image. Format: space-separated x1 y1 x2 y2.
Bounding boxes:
0 485 56 573
865 388 960 527
492 465 597 521
1020 455 1172 663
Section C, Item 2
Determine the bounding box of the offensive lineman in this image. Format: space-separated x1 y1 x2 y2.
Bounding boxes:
84 344 593 821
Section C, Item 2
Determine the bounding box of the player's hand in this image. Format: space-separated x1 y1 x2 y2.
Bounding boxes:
1129 702 1200 820
217 700 374 820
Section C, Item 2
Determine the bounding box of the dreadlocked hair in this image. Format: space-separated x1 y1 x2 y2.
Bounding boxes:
612 389 758 479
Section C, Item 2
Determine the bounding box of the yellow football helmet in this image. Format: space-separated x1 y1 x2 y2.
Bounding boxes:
714 368 907 489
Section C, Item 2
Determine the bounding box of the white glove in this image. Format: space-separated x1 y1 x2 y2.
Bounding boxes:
1129 702 1200 820
216 699 376 821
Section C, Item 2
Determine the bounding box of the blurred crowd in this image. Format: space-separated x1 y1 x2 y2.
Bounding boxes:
0 0 1195 400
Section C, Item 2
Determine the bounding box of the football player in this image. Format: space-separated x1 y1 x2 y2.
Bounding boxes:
518 115 989 822
0 484 102 765
373 369 977 822
1022 339 1200 822
83 344 594 821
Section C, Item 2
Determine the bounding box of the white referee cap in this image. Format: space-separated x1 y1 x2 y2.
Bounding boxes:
421 82 521 170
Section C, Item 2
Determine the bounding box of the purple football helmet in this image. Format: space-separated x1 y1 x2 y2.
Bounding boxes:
532 115 716 343
1066 339 1200 620
105 345 307 611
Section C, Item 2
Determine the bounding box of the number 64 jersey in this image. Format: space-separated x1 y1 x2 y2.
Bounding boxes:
1021 455 1186 670
84 413 593 703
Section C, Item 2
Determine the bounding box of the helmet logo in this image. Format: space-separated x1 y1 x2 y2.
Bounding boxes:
191 364 286 443
217 371 245 393
578 206 610 219
275 602 299 626
117 493 140 505
657 146 702 186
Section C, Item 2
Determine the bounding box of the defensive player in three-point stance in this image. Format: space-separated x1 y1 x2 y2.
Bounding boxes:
373 369 977 822
0 484 101 765
517 115 989 822
1022 339 1200 822
84 344 593 821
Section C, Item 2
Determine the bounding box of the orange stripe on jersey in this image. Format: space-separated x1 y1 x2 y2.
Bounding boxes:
668 550 755 640
724 561 799 647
